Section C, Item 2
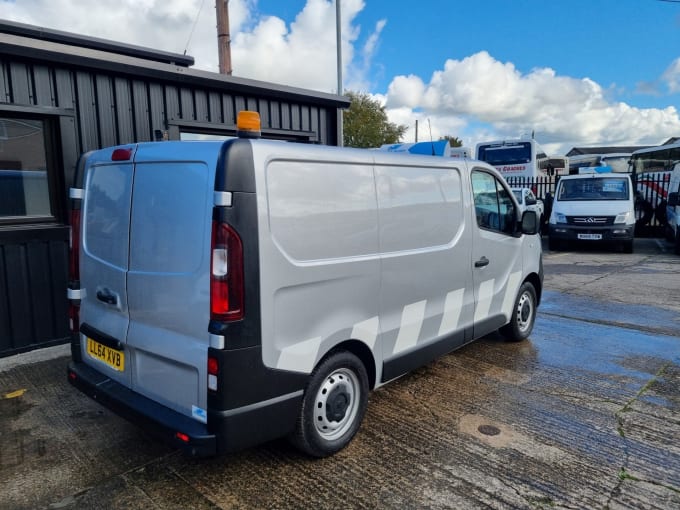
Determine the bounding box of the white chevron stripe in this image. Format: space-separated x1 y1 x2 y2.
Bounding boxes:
474 279 495 322
351 316 380 350
438 288 465 336
393 300 427 354
276 336 322 373
501 271 523 319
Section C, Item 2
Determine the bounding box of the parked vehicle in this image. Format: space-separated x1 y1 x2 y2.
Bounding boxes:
568 153 631 175
511 187 544 224
548 171 636 253
475 138 549 180
67 112 543 458
666 162 680 254
629 144 677 230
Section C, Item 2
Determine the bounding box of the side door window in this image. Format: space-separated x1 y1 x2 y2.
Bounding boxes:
471 170 516 235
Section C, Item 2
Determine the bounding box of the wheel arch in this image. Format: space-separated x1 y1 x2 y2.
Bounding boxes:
523 272 543 306
321 339 377 390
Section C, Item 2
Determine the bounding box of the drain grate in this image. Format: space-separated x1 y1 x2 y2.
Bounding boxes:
477 424 501 436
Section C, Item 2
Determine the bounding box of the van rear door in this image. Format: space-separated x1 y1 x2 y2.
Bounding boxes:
79 147 135 387
126 142 218 423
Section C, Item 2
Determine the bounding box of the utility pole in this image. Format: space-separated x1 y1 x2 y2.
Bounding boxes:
216 0 232 75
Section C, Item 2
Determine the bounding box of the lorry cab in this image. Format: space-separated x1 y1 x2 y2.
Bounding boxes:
67 112 543 458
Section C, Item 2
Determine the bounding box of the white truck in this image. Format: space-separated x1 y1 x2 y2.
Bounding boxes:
67 111 543 458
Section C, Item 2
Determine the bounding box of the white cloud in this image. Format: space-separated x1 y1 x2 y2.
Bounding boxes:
662 58 680 94
384 51 680 153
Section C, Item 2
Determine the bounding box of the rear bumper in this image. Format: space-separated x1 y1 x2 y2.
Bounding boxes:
68 361 217 457
67 358 304 457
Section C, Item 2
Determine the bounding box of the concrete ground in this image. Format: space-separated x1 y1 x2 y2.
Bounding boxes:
1 238 679 509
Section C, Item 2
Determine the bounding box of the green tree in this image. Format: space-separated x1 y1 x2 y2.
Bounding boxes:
343 91 407 148
440 135 463 147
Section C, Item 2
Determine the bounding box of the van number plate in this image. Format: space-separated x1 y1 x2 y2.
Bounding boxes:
578 233 602 240
87 338 125 371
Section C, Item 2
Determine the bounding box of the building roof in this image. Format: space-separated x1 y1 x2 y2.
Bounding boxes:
565 146 652 157
0 19 194 67
0 19 350 109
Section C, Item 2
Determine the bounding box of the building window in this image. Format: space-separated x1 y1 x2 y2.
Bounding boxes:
0 116 55 222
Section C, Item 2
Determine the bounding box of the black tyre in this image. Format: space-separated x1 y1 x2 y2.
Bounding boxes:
623 240 634 254
548 237 559 251
290 351 369 457
500 282 537 342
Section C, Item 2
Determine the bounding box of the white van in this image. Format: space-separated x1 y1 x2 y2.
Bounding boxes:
666 162 680 254
548 172 636 252
67 112 543 458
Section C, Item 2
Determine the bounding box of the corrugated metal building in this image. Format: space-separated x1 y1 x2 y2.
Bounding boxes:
0 20 349 357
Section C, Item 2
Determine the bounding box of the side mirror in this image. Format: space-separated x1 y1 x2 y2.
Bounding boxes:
525 194 537 206
669 192 678 207
521 210 539 235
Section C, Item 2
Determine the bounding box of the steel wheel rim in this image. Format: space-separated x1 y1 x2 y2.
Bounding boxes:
516 291 534 334
313 368 361 441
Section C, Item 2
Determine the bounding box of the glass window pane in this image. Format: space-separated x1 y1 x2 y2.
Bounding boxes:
0 118 52 219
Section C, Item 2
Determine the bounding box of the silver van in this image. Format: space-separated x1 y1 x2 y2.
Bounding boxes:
67 113 543 457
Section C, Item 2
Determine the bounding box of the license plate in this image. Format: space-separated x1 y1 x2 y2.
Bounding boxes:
578 233 602 240
87 338 125 371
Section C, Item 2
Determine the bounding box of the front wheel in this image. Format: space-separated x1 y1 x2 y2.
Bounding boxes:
289 351 369 457
500 282 537 342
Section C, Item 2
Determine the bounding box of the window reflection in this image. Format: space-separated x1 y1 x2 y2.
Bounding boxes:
0 118 51 219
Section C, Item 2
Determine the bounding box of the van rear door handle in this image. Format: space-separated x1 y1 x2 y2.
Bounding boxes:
475 257 489 268
96 288 118 306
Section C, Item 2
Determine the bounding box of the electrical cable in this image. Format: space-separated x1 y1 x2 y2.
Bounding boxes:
184 0 207 56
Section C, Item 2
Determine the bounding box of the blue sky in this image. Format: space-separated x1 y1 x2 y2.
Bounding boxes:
3 0 680 153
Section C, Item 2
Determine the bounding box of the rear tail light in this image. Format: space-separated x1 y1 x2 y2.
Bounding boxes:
69 208 81 281
210 220 244 322
175 432 190 443
208 355 219 392
68 207 82 335
68 303 80 334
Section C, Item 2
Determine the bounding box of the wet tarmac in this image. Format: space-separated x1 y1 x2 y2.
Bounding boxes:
1 238 679 509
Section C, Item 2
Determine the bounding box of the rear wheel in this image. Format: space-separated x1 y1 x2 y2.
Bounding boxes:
290 351 369 457
500 282 537 342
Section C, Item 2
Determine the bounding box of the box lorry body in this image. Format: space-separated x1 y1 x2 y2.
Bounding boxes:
67 130 543 457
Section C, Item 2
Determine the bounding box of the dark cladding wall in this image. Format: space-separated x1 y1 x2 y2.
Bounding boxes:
0 49 343 357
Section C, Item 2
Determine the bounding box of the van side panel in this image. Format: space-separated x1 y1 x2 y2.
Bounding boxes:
126 153 216 421
80 159 134 387
376 163 474 381
256 148 381 376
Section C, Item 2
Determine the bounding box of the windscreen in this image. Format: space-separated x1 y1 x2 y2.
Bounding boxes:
477 142 532 166
557 177 630 201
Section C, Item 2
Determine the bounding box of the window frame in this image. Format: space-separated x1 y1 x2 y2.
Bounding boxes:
471 168 517 236
0 112 63 227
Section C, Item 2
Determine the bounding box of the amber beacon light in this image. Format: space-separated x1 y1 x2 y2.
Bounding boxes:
236 111 261 138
